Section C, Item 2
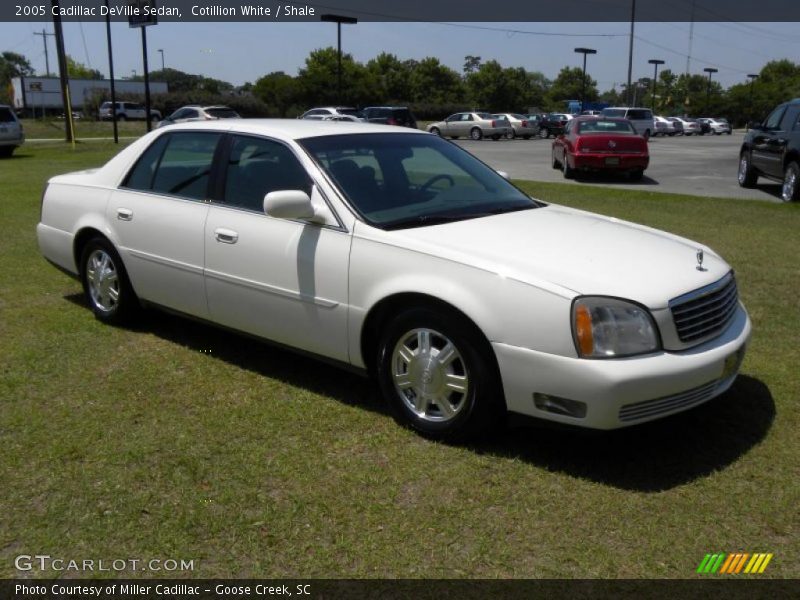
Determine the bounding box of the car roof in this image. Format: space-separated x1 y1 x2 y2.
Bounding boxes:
156 118 425 140
364 106 409 109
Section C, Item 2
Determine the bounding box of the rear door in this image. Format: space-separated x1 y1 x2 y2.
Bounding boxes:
108 131 221 317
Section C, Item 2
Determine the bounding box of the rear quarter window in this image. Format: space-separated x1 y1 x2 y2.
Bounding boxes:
0 107 16 122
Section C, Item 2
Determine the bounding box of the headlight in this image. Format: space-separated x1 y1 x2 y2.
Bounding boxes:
572 297 659 358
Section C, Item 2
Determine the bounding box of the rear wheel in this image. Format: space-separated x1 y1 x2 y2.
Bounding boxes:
539 127 550 139
80 237 138 325
738 151 758 188
376 307 504 441
551 148 561 169
781 161 800 202
562 154 574 179
470 127 483 141
505 129 516 140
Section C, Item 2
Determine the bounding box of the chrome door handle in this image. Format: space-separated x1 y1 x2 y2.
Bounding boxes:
214 228 238 244
117 208 133 221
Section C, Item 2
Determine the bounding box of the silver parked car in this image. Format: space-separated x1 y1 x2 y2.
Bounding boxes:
157 105 241 128
492 113 535 139
697 118 732 135
99 101 161 122
427 112 512 140
653 116 677 136
668 117 701 136
0 105 24 157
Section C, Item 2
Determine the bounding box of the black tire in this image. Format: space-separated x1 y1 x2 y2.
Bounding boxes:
0 147 13 158
505 130 516 140
539 127 550 139
552 148 563 169
629 169 644 181
562 154 574 179
117 114 127 121
522 135 531 140
376 307 504 441
80 237 138 325
737 150 758 188
781 161 800 202
470 127 483 141
429 127 441 136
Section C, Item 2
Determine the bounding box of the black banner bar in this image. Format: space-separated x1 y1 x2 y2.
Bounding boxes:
5 0 800 23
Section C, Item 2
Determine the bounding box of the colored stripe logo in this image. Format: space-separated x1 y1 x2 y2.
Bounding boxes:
696 553 773 574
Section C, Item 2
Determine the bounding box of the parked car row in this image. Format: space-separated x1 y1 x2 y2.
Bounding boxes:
299 106 418 129
657 116 731 136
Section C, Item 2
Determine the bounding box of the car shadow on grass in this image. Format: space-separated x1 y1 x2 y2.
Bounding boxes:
65 294 774 492
474 374 775 492
572 172 659 186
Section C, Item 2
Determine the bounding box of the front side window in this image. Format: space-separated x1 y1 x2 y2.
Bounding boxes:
300 133 540 229
764 106 786 130
627 109 652 120
222 135 312 212
123 132 221 201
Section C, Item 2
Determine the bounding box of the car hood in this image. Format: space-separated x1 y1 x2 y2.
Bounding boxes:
378 204 730 309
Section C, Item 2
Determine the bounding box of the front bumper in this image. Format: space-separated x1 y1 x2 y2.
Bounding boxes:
493 304 751 429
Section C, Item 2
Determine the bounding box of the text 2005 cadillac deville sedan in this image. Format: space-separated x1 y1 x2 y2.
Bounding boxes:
37 120 750 440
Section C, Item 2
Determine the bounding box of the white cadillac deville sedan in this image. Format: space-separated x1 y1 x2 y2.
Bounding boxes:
37 120 751 440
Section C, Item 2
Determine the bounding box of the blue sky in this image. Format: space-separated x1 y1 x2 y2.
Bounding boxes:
3 21 800 90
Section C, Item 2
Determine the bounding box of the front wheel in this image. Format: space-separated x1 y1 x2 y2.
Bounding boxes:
470 127 483 141
429 127 441 136
562 154 574 179
376 308 504 441
80 237 138 324
738 151 758 188
539 127 550 139
781 161 799 202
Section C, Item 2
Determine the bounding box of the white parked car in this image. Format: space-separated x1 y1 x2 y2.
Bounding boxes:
653 116 677 136
300 106 364 121
427 112 512 140
157 105 240 128
697 118 732 135
99 101 161 122
0 104 24 157
37 120 751 440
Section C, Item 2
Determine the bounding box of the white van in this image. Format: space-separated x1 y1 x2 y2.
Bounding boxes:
601 107 655 138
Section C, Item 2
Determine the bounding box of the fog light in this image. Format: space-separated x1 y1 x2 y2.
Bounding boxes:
533 393 587 418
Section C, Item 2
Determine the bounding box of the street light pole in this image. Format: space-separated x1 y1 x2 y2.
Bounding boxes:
158 48 165 71
703 67 718 115
574 48 597 113
648 59 665 113
320 14 358 106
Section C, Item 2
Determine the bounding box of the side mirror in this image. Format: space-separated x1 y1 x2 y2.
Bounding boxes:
264 190 318 221
496 170 510 180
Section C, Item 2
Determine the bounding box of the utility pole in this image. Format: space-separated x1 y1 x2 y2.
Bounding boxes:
158 49 165 71
703 67 718 115
648 59 665 112
50 0 75 143
33 30 55 77
626 0 636 106
104 0 118 143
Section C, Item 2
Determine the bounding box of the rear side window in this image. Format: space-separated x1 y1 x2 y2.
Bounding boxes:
222 135 311 212
123 132 221 201
0 107 15 122
627 109 652 120
206 108 239 119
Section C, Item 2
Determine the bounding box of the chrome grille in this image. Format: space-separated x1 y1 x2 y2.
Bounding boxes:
670 273 738 344
619 380 719 422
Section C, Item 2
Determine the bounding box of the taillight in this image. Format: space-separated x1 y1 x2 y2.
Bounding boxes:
491 120 497 127
522 120 528 127
387 117 397 125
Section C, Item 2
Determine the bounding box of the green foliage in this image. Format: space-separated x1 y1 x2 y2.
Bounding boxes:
466 60 548 113
0 51 34 103
65 55 102 80
547 66 598 111
253 71 302 117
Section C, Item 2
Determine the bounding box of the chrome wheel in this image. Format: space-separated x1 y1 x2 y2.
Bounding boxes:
390 328 469 423
782 162 799 202
85 248 120 313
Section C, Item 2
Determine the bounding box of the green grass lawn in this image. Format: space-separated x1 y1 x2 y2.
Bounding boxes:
21 118 151 140
0 142 798 579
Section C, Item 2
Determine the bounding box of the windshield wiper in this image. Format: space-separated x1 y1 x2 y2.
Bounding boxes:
384 205 533 230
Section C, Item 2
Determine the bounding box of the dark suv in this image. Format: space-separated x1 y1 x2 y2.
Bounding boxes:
739 98 800 202
361 106 417 129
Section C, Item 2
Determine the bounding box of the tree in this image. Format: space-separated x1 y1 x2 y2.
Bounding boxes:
366 53 413 102
297 47 378 106
463 55 482 74
66 55 102 80
0 52 34 104
547 66 597 111
465 61 541 112
253 71 301 117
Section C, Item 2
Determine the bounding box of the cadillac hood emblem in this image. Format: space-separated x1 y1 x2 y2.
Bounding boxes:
696 248 707 271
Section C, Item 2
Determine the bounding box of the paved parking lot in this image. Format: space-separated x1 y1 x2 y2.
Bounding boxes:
456 132 784 202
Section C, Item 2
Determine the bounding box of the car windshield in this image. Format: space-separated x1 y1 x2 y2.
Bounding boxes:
206 108 239 119
577 120 636 134
300 133 540 230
